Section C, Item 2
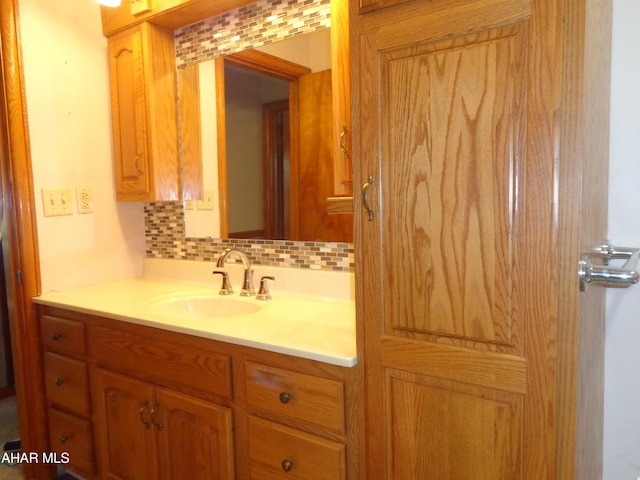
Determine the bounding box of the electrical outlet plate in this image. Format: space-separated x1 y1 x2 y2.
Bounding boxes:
130 0 151 15
42 188 73 217
196 190 215 210
76 187 93 214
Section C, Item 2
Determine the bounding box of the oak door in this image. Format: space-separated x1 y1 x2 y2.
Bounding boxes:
353 0 610 478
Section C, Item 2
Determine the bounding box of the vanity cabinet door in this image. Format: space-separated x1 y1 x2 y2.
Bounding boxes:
92 367 235 480
156 387 235 480
92 368 159 480
107 22 180 202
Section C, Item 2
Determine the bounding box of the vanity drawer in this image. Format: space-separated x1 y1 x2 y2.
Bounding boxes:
244 362 345 434
48 407 95 475
43 352 90 417
41 315 86 356
248 416 346 480
89 326 233 400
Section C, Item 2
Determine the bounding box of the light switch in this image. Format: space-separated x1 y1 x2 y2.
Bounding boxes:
196 190 215 210
42 188 73 217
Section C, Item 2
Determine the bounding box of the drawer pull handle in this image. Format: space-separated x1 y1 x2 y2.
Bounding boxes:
139 401 152 429
59 435 68 444
55 378 64 387
281 459 294 472
279 392 292 404
52 332 62 341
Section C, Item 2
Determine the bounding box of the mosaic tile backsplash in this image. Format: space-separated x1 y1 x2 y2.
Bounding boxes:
144 0 353 272
174 0 331 68
145 203 354 271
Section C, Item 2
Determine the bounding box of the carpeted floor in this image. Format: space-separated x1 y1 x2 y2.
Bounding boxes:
0 395 24 480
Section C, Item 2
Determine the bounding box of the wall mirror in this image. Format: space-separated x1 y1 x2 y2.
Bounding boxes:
178 25 353 243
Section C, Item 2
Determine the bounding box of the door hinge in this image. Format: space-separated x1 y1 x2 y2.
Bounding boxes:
16 269 23 285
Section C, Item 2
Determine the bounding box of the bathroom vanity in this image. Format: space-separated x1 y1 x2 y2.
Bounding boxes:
34 266 358 480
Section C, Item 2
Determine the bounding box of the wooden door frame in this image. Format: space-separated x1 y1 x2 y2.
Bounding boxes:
215 49 310 238
262 99 290 240
0 1 53 479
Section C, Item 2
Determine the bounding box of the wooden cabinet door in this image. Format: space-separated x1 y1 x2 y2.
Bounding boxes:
108 25 151 201
92 368 158 480
295 70 353 242
107 23 179 202
155 387 235 480
354 0 610 478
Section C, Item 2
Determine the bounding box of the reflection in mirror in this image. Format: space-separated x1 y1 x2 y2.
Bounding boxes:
180 28 352 243
225 65 290 238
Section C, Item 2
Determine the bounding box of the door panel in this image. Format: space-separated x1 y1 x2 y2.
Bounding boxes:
156 387 235 480
92 368 157 480
355 0 563 478
387 370 522 480
382 26 526 348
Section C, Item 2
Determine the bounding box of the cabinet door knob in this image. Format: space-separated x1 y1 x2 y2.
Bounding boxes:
52 332 62 341
281 459 294 472
59 435 68 444
55 378 64 387
279 392 292 404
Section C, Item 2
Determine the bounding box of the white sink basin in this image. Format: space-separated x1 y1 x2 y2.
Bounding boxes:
145 293 262 319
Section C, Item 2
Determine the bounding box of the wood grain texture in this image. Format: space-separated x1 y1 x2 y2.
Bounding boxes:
386 370 522 480
555 0 611 478
297 70 353 242
48 408 96 477
248 415 347 480
156 387 235 480
108 22 180 201
0 0 51 478
331 0 353 196
91 368 159 480
178 63 204 201
43 352 91 417
382 27 525 347
89 325 233 401
244 361 346 434
353 0 612 477
38 304 361 480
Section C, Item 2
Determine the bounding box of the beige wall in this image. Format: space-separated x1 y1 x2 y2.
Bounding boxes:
18 0 145 294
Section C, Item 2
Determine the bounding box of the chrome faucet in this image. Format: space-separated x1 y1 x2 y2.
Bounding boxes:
215 248 255 296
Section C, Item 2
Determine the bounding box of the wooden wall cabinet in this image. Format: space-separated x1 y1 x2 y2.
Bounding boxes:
330 0 352 199
107 22 180 202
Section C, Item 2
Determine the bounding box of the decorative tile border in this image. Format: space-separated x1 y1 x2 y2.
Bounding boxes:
174 0 331 67
145 0 351 272
145 202 354 271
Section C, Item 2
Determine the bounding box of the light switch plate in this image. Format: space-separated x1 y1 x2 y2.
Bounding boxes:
130 0 151 16
42 188 73 217
196 190 215 210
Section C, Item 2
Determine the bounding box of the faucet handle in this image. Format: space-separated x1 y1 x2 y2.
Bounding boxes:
256 276 275 300
212 270 233 295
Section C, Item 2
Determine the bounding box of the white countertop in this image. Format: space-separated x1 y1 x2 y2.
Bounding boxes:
33 273 357 367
